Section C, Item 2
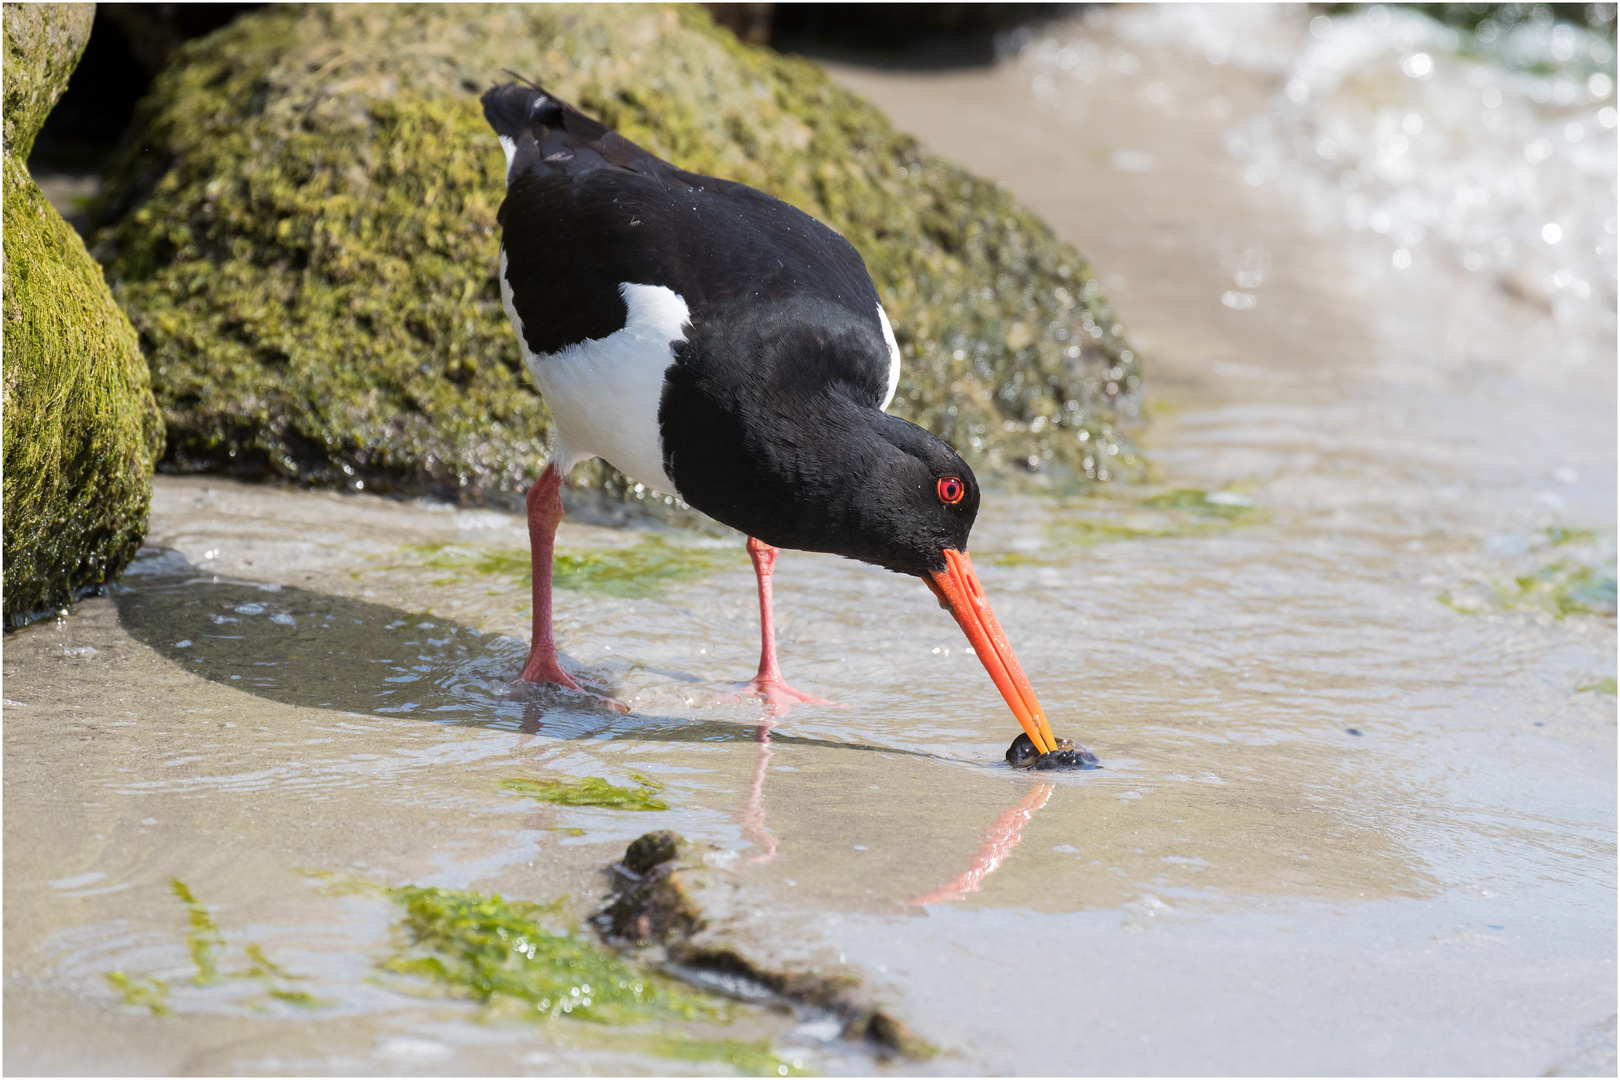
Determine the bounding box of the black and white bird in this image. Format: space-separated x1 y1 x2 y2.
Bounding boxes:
482 79 1081 763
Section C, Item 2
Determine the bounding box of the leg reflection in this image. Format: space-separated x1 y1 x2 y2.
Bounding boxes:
740 720 780 864
910 782 1054 905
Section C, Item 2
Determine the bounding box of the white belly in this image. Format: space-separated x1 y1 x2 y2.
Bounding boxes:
500 252 687 493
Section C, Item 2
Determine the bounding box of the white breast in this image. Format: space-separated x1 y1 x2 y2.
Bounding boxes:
497 135 517 184
877 303 902 411
500 250 686 492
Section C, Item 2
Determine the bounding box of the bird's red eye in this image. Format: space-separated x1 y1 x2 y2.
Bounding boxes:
937 476 965 505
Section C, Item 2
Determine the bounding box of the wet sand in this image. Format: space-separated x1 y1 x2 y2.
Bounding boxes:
6 8 1616 1076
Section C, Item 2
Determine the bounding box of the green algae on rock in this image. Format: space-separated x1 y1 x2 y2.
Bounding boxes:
3 2 164 625
94 3 1141 510
385 884 713 1022
384 884 808 1073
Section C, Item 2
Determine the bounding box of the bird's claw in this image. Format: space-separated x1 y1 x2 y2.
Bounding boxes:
508 659 629 713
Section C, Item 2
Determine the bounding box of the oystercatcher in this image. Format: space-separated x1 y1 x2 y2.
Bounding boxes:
482 80 1091 765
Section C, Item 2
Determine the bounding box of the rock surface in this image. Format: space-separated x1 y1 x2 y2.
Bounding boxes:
94 3 1141 509
603 831 937 1061
3 2 164 624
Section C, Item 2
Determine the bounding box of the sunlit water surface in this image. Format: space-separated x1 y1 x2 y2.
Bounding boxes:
6 5 1615 1075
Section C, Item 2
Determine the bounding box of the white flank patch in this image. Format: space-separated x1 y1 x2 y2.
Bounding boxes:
876 303 902 411
499 256 686 491
498 135 517 184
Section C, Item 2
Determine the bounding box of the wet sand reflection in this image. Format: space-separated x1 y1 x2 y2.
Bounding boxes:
741 720 780 864
911 782 1054 905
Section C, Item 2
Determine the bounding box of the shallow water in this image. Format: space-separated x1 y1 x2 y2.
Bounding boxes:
6 5 1616 1075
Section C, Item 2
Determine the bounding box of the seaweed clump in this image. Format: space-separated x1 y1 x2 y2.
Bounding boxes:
499 774 671 811
385 884 713 1022
383 883 808 1074
3 2 164 624
94 4 1141 510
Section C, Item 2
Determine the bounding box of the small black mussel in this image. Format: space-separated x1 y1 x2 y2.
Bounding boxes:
1006 732 1101 770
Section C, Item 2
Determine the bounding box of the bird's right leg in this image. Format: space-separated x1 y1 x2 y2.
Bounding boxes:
518 463 580 688
720 536 842 712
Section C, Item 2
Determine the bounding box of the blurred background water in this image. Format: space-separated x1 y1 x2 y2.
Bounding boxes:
1011 3 1616 357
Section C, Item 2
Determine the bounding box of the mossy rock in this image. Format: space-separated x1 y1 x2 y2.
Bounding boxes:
3 2 165 625
95 3 1141 511
2 1 91 161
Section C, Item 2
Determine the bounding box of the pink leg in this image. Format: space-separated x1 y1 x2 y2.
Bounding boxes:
720 537 842 712
518 464 580 688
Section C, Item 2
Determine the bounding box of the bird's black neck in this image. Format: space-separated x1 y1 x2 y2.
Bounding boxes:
661 368 880 550
659 297 974 575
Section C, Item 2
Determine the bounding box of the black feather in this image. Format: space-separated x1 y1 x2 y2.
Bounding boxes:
481 81 977 576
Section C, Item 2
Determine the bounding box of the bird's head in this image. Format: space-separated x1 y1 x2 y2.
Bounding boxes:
664 307 1064 757
803 414 1063 756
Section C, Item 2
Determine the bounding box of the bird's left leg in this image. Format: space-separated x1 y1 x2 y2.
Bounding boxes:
721 537 843 712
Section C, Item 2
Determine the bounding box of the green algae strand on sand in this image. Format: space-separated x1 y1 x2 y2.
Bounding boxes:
102 879 327 1015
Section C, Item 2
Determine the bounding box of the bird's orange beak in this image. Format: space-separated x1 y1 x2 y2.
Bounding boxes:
926 548 1059 755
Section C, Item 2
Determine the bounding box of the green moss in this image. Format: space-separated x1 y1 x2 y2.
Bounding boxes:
95 4 1140 508
1578 678 1617 696
2 4 164 624
500 774 670 811
384 884 711 1022
2 3 92 161
408 538 728 597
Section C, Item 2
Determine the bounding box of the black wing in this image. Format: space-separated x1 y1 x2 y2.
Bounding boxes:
480 80 892 407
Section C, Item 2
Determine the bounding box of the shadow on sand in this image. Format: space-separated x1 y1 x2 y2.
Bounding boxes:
114 547 916 756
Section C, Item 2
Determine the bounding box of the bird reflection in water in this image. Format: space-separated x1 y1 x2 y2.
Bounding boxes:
740 720 780 863
910 782 1054 905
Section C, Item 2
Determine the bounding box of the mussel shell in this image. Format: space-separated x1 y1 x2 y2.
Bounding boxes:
1005 733 1101 770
